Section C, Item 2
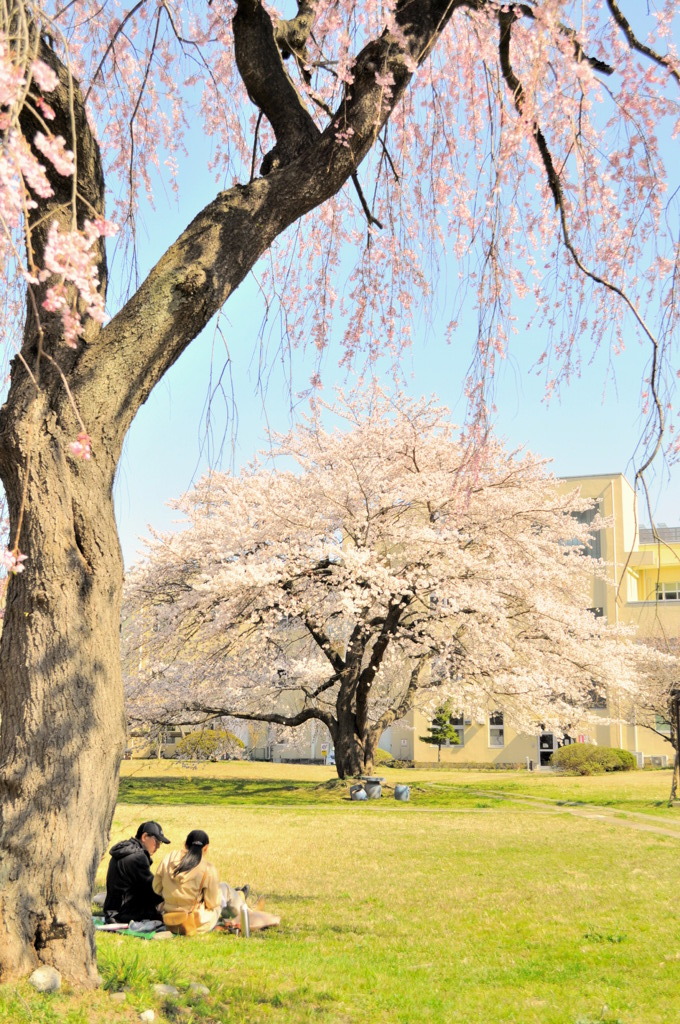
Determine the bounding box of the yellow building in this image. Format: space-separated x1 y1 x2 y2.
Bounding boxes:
380 474 679 768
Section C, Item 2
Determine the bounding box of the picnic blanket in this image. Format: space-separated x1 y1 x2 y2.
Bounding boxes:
93 916 175 941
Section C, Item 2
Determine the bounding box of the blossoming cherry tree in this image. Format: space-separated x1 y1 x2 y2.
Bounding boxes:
0 0 678 986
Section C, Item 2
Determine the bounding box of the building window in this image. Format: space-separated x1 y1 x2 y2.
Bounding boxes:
656 582 680 602
587 686 607 710
655 715 672 736
489 712 504 747
449 716 466 746
570 507 602 559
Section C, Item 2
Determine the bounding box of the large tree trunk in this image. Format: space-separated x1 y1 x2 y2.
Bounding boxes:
0 392 126 986
333 714 380 779
0 0 457 984
334 729 370 779
669 745 680 805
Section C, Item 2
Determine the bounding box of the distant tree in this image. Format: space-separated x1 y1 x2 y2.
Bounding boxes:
124 391 644 781
630 639 680 803
175 728 245 761
420 703 461 761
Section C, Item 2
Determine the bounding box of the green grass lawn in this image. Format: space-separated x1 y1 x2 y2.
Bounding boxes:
3 763 680 1024
117 758 680 815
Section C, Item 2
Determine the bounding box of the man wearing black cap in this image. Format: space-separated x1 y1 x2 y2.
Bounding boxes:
103 821 170 924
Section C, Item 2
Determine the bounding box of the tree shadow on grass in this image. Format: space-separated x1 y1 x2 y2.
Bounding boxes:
117 776 319 805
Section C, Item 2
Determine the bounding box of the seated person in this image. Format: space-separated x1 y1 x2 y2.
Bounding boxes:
153 828 221 933
153 829 280 933
103 820 170 924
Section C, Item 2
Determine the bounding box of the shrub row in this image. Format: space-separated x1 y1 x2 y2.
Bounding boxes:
550 743 636 775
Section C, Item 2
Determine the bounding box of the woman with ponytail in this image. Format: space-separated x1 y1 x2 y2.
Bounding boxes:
153 829 281 934
152 829 221 933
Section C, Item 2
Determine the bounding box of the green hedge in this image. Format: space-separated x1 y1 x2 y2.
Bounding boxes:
550 743 636 775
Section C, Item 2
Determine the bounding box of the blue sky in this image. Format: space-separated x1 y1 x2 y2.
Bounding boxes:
114 257 679 566
112 22 680 567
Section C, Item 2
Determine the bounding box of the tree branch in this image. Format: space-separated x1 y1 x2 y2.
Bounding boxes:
355 597 408 734
367 659 429 745
233 0 320 173
500 2 613 75
274 0 316 62
605 0 679 86
497 6 665 451
183 703 336 733
301 614 346 674
69 0 469 442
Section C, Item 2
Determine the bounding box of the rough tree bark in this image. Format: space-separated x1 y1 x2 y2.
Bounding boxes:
668 694 680 805
0 46 123 985
0 0 462 984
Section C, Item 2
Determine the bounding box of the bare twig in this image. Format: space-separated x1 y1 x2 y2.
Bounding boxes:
498 9 665 458
605 0 680 86
351 171 383 229
250 109 263 183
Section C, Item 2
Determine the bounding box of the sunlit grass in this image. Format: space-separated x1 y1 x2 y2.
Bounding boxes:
118 758 679 815
2 768 680 1024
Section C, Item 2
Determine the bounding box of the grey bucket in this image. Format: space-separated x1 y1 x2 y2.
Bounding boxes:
364 780 382 799
394 784 410 802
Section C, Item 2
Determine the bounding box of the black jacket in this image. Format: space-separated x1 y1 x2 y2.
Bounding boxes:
103 837 161 923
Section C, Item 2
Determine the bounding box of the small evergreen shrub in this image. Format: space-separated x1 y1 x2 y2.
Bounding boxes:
550 743 636 775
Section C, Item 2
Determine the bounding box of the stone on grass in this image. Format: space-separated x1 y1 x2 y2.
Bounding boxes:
109 991 126 1003
139 1011 155 1023
28 966 61 993
153 982 180 997
188 983 210 997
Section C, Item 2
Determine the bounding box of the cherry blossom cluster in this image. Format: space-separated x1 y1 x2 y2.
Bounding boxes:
0 33 118 348
124 390 650 748
11 0 674 453
0 44 60 226
38 219 118 348
68 432 92 459
1 548 27 574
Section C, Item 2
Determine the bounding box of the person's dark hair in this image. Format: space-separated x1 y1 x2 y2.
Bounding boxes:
172 829 210 877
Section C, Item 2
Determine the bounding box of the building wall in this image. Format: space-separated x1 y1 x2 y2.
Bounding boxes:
382 473 678 767
381 713 541 766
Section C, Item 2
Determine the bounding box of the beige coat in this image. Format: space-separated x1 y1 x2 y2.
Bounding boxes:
152 849 221 933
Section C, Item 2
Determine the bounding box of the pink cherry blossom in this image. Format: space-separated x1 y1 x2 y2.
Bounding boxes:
124 390 652 777
69 432 92 460
35 97 55 120
1 548 27 574
33 133 75 177
0 46 25 107
374 70 395 89
30 59 59 94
